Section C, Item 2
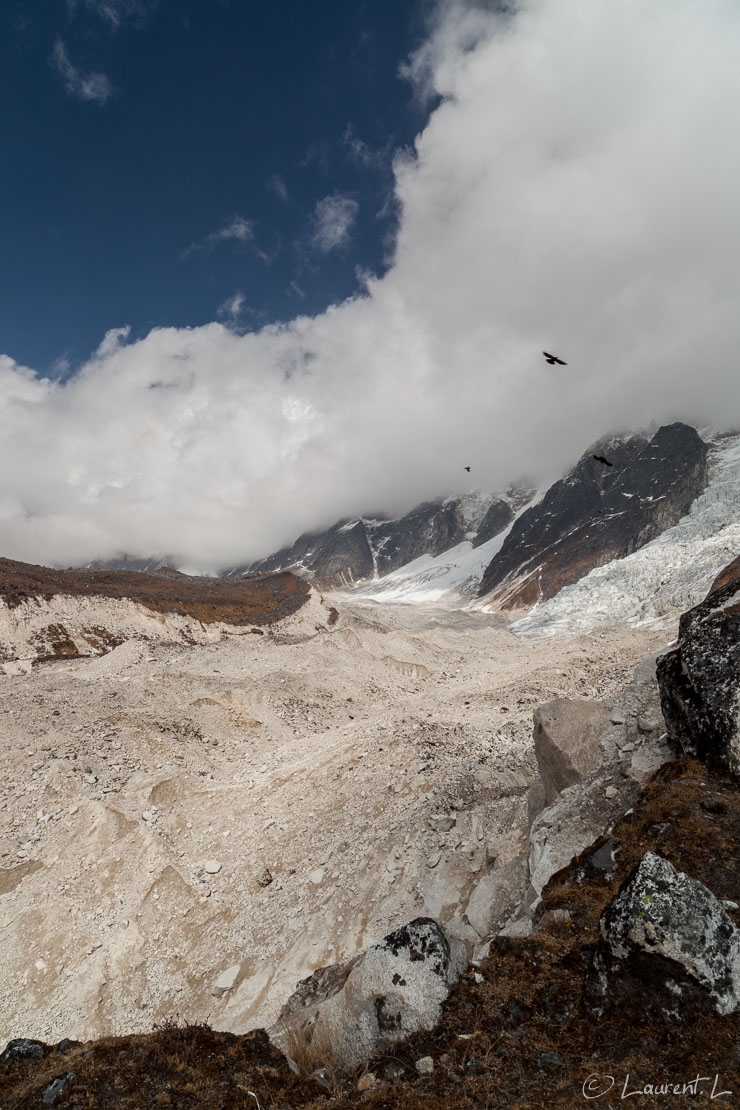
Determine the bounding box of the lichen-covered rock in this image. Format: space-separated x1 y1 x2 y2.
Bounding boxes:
0 1038 46 1064
272 918 466 1072
657 560 740 775
533 699 609 805
585 852 740 1020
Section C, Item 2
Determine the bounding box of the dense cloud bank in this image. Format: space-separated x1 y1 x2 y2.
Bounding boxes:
2 0 740 570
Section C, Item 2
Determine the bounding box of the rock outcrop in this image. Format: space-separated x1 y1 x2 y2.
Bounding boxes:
272 918 466 1071
657 556 740 775
471 497 514 548
479 422 709 608
509 652 680 921
533 699 609 804
585 851 740 1019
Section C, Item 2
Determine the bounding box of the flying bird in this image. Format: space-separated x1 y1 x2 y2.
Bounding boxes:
543 351 567 365
593 454 613 467
464 466 471 472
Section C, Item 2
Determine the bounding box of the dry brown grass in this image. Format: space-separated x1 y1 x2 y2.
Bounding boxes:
271 1017 338 1083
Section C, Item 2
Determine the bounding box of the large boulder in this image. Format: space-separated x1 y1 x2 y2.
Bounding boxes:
533 699 609 805
585 852 740 1020
272 918 466 1072
657 559 740 775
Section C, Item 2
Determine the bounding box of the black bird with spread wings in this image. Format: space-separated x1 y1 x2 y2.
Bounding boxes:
464 466 471 472
593 454 613 467
543 351 567 365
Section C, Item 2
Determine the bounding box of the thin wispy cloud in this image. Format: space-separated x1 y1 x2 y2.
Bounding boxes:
268 174 289 203
52 40 114 105
67 0 155 29
343 124 390 170
217 291 245 322
311 194 359 253
183 216 254 258
299 141 330 175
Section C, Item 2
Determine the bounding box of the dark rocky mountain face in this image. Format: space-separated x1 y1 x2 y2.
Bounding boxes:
478 422 709 608
245 492 523 590
371 501 468 576
246 519 376 590
472 498 514 548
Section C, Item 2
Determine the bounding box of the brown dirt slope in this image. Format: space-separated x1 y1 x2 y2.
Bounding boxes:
3 759 737 1109
0 559 310 626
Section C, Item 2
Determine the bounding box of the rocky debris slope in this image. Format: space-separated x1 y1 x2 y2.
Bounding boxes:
0 595 664 1047
479 422 709 609
3 567 740 1106
0 561 320 670
657 556 740 775
3 759 737 1110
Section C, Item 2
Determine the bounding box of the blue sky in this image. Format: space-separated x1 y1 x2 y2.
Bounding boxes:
1 0 429 374
1 0 739 570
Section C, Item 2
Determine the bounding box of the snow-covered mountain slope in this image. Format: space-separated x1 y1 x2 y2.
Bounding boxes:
342 499 540 606
509 432 740 639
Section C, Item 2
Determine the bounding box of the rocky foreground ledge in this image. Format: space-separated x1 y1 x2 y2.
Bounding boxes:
2 758 737 1109
2 559 739 1108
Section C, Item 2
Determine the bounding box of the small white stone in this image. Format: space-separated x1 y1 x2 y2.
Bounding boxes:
605 786 618 798
308 867 325 885
212 963 240 992
415 1056 434 1075
204 860 222 875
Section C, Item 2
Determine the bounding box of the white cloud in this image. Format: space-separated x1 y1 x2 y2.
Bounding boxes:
311 194 359 253
183 216 254 258
217 292 246 322
6 0 740 571
52 40 114 105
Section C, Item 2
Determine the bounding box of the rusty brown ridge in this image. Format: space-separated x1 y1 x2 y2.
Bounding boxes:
707 553 740 597
0 558 311 626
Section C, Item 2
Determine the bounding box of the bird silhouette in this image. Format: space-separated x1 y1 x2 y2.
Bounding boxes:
464 466 471 472
593 454 613 467
543 351 567 365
